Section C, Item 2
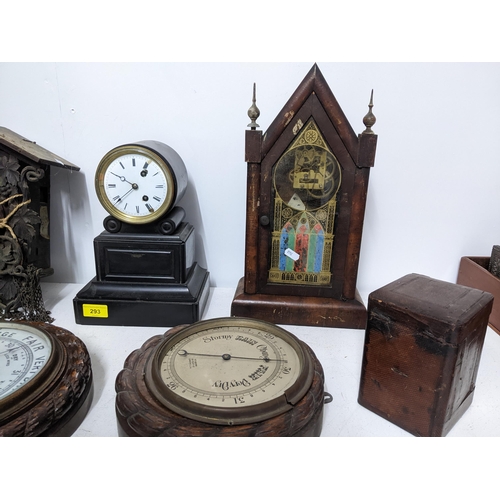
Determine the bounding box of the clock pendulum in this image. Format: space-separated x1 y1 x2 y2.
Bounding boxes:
115 317 331 436
73 141 210 327
0 320 93 436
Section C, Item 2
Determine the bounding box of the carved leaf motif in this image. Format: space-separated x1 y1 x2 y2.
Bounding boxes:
0 154 21 187
0 277 18 301
0 149 51 321
0 236 22 270
11 207 41 242
0 241 13 264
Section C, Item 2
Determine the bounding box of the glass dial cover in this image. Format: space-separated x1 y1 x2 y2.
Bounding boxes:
145 317 314 425
95 145 176 224
0 322 53 401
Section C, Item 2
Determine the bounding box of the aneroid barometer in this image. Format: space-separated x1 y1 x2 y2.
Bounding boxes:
115 317 330 436
0 321 93 436
73 140 210 327
231 64 378 329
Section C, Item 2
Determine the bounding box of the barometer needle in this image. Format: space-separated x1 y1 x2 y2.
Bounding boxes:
0 346 22 356
176 349 286 363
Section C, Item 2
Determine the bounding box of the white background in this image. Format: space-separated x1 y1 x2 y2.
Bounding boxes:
2 3 500 496
1 62 499 292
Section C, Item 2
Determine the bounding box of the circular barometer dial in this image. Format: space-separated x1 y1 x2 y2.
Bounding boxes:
95 141 187 225
0 322 58 403
0 321 93 437
116 317 328 436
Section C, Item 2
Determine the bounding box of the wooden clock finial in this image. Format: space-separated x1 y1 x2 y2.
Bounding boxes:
362 89 376 134
247 83 260 129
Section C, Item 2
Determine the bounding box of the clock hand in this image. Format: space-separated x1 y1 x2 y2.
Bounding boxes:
110 171 138 189
114 187 134 204
177 349 286 363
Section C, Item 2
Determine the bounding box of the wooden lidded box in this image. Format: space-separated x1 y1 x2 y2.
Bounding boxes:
358 274 493 437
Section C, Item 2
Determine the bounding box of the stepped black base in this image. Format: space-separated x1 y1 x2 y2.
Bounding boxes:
73 264 210 327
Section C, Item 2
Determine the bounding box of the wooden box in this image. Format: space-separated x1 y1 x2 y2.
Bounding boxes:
358 273 493 437
457 256 500 335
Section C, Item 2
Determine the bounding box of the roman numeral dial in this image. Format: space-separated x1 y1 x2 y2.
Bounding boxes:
95 142 187 225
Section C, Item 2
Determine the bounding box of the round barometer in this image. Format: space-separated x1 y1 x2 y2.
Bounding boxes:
0 321 93 437
115 317 330 436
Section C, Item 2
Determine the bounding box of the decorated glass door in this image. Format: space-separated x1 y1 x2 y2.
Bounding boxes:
268 119 341 287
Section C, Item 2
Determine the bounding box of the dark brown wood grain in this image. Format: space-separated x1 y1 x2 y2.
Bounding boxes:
262 65 358 160
342 164 370 300
457 256 500 335
358 274 493 437
232 277 367 329
243 130 262 294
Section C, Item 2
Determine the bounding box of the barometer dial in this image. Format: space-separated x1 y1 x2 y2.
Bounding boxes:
0 322 54 401
145 317 314 425
0 321 93 437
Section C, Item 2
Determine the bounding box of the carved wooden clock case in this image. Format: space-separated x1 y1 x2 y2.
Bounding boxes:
231 64 378 329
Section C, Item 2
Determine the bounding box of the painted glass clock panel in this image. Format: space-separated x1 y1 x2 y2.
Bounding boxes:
268 119 341 286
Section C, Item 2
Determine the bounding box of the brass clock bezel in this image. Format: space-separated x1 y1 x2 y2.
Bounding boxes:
95 144 177 225
144 317 315 426
0 321 66 423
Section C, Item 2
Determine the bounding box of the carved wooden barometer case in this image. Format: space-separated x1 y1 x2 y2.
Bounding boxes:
115 317 329 436
231 65 378 329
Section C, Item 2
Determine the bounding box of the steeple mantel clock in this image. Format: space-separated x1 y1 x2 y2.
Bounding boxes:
231 64 378 329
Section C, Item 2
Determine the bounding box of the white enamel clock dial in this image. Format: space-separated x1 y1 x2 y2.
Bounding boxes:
103 153 169 219
95 143 179 225
0 322 53 400
145 317 314 425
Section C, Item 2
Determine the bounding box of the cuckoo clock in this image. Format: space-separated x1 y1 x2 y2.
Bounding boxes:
0 127 79 322
231 64 378 329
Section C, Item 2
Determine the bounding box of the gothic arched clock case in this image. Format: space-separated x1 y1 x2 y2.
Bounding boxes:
231 64 378 329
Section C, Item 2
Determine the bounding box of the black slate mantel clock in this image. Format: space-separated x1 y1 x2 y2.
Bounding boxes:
231 64 378 329
73 140 210 327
